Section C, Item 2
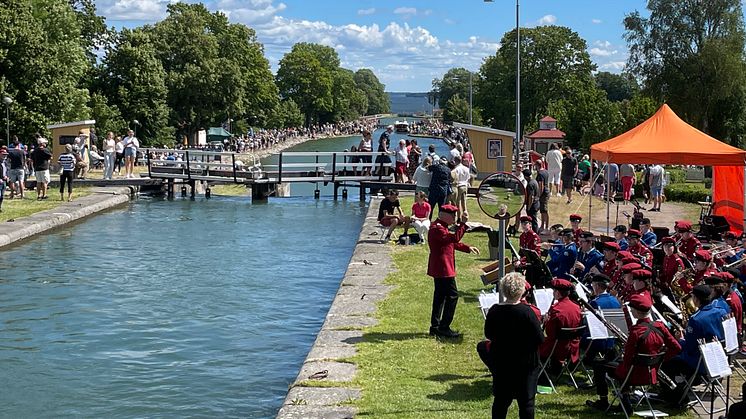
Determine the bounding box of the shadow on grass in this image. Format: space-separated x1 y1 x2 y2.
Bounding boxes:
425 374 475 382
362 331 430 343
426 379 492 402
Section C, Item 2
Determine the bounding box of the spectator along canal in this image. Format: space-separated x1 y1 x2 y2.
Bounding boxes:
0 127 449 418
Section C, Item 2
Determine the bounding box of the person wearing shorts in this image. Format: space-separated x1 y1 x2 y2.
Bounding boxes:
31 141 52 199
377 190 410 241
648 164 664 212
122 130 139 179
545 143 563 196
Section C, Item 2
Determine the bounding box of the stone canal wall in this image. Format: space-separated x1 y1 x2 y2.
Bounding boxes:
0 187 133 249
276 197 395 418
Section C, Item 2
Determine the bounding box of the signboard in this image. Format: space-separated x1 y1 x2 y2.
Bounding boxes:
487 139 502 159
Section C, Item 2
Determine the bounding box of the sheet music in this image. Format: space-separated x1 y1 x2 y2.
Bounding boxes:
534 289 554 315
699 341 732 378
723 317 739 353
660 295 682 315
575 283 588 302
478 292 500 311
585 311 609 339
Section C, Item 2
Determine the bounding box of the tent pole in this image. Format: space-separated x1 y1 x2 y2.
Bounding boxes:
588 159 593 232
606 160 611 235
743 164 746 233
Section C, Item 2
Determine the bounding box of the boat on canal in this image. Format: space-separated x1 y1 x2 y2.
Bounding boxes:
394 120 410 133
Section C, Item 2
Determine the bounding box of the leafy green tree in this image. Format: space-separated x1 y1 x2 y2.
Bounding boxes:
432 68 475 109
0 0 90 140
326 68 367 122
99 28 172 145
442 94 470 124
546 86 623 150
477 26 596 133
353 69 390 115
276 43 337 125
595 72 639 102
147 3 277 139
618 95 660 131
624 0 746 143
89 92 127 139
267 99 304 128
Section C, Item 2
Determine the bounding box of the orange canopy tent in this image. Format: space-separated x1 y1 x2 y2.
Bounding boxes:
588 104 746 233
590 104 746 165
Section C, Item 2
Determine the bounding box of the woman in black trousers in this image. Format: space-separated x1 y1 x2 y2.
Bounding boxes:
477 272 544 419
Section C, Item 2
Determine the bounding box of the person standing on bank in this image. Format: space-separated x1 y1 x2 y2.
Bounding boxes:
30 140 52 200
58 144 76 202
103 131 116 180
122 129 139 179
427 204 480 338
478 272 544 419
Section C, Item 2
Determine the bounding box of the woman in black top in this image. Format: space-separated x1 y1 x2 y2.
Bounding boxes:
479 272 544 419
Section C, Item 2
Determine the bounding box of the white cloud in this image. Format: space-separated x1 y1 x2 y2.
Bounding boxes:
357 8 376 16
600 61 626 71
394 7 418 16
536 14 557 25
100 0 171 21
592 18 602 24
590 40 617 57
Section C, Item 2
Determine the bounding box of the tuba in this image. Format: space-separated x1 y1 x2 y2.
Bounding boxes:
670 268 697 321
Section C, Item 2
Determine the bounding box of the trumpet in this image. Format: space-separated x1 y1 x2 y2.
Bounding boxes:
726 254 746 270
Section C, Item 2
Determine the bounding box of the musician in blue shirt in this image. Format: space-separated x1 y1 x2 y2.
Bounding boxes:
640 218 657 247
582 274 622 365
546 228 577 278
662 285 727 404
574 231 604 280
613 225 629 251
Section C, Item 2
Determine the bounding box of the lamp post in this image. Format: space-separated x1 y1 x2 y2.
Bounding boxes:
452 73 473 124
132 119 140 138
2 96 12 146
485 0 520 166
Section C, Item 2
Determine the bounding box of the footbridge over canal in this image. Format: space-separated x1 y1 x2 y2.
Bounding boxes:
142 148 398 200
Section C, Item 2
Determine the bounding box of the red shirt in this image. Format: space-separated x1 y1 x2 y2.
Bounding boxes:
615 318 681 386
520 230 541 253
679 267 715 294
572 228 584 246
660 254 684 289
679 236 701 261
427 219 471 278
522 299 542 321
727 292 743 334
539 297 582 363
411 201 431 219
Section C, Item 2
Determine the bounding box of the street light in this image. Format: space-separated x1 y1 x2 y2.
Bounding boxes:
132 119 141 138
485 0 520 166
452 72 473 125
2 96 12 146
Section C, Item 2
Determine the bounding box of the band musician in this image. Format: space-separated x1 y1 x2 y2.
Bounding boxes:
627 229 652 265
545 229 577 278
586 294 681 413
538 279 582 386
574 232 603 279
675 220 701 262
569 214 584 245
658 237 684 295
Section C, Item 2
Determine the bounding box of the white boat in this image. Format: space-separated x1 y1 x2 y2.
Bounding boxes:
394 120 410 133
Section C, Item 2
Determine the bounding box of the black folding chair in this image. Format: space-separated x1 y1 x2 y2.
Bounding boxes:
538 325 586 392
607 352 667 418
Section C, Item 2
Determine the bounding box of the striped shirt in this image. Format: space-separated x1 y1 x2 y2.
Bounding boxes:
58 153 76 171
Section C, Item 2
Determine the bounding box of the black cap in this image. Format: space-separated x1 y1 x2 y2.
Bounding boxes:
692 284 712 302
591 273 611 285
641 218 651 225
550 224 564 231
613 225 627 233
560 228 574 236
580 231 595 239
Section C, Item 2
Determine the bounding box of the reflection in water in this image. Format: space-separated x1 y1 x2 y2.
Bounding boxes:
0 196 365 418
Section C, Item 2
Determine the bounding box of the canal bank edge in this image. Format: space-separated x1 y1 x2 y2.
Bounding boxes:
277 197 395 419
0 187 133 249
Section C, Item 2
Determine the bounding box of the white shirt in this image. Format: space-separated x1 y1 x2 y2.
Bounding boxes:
115 141 124 153
123 136 139 150
412 165 432 187
454 164 471 187
104 138 116 153
449 148 461 163
546 149 563 171
396 146 408 164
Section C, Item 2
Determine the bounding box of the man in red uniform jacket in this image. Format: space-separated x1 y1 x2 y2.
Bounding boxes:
586 293 681 413
519 215 542 253
627 229 652 264
427 204 480 338
570 213 584 245
676 220 701 262
682 249 716 294
539 278 582 384
659 237 684 295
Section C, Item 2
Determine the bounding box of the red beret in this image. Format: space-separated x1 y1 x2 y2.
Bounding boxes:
620 257 639 265
551 278 574 291
628 293 653 311
627 229 642 239
720 271 735 283
704 275 726 285
569 214 583 221
520 215 533 222
694 249 712 262
723 231 739 240
440 204 459 214
632 269 652 280
617 250 634 260
661 237 676 245
622 263 642 274
604 242 621 252
676 221 692 232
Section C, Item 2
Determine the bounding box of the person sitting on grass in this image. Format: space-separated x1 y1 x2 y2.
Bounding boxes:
377 189 410 242
410 191 431 243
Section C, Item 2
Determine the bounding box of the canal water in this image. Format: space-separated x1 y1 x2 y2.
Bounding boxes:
0 131 448 418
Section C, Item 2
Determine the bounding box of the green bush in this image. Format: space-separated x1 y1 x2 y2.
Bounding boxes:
666 168 687 184
664 183 711 203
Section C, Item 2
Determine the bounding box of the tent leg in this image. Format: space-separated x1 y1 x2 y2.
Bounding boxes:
743 165 746 233
588 161 593 232
606 161 611 235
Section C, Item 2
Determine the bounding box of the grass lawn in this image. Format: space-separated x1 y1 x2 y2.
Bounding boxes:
0 187 92 222
351 195 693 418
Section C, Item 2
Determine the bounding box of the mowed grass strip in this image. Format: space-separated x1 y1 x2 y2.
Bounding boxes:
0 187 92 222
352 196 692 418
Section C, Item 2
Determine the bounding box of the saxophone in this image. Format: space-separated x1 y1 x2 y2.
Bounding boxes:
670 268 696 321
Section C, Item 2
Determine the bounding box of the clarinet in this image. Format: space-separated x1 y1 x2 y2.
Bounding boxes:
573 294 678 390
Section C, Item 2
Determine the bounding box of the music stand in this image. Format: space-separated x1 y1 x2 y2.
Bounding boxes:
519 249 552 289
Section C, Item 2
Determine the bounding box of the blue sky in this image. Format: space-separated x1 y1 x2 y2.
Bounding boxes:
98 0 648 91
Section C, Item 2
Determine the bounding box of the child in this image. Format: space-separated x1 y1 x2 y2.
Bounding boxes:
594 173 606 198
411 191 431 242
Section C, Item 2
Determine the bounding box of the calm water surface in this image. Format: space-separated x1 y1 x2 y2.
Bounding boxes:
0 196 365 418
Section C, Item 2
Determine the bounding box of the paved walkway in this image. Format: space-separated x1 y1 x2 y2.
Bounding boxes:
276 197 394 419
0 187 132 249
